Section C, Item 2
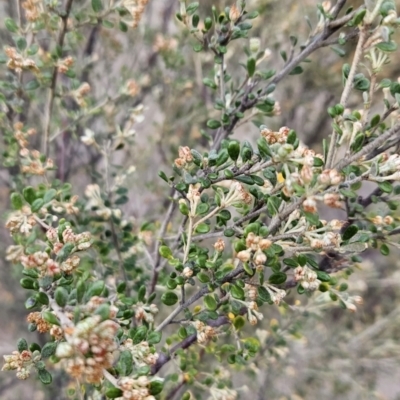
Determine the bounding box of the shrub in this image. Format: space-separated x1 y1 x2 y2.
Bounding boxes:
1 0 400 399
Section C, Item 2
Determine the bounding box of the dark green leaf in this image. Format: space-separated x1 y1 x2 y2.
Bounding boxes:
5 18 18 33
247 58 256 77
54 287 68 307
207 119 221 129
118 350 133 376
161 291 178 306
38 369 52 384
268 272 287 284
91 0 103 12
147 331 162 344
41 342 57 359
342 225 358 241
204 294 218 311
289 66 303 75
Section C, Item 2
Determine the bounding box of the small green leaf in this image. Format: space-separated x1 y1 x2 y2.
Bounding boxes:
257 137 272 158
352 9 366 26
95 304 111 320
5 18 18 33
20 277 36 290
377 41 397 52
289 66 303 75
159 245 173 259
87 280 105 297
230 284 245 300
43 189 57 203
133 326 148 344
161 291 178 306
17 338 28 352
42 311 60 326
186 2 199 15
283 258 298 268
149 380 164 395
118 350 133 376
316 271 331 282
378 181 393 194
268 272 287 284
11 192 24 210
203 78 217 89
380 243 390 256
228 140 240 161
38 369 52 385
105 387 124 399
224 228 235 237
54 287 68 307
195 223 210 234
31 198 44 212
204 294 218 311
91 0 103 12
25 296 37 309
41 342 57 359
23 186 36 204
257 286 271 303
207 119 221 129
25 79 40 91
147 331 162 345
247 57 256 77
342 225 358 241
119 21 128 32
138 285 146 302
233 316 246 330
193 43 203 52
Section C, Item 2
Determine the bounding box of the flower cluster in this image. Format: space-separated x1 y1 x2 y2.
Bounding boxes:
7 225 92 276
245 284 258 301
19 148 54 175
246 300 264 325
122 0 149 28
12 122 54 175
265 285 287 306
27 312 51 334
153 34 178 53
5 207 37 235
85 184 121 220
72 83 91 107
5 46 38 73
305 229 342 249
120 339 159 366
193 321 217 344
56 316 120 384
1 350 38 380
219 181 253 207
294 266 320 291
57 56 74 74
117 376 155 400
174 146 193 169
261 126 291 145
22 0 42 21
134 303 159 324
236 233 272 270
126 79 140 97
85 296 119 318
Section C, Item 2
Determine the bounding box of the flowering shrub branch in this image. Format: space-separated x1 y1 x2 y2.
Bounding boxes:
2 0 400 399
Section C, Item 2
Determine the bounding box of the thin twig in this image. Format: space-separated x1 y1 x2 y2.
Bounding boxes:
42 0 74 156
104 144 128 290
212 3 361 151
326 25 367 169
148 192 178 295
335 122 400 171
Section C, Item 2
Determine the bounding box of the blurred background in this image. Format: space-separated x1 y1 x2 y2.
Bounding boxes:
1 0 400 398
